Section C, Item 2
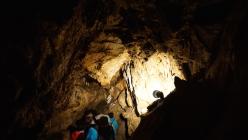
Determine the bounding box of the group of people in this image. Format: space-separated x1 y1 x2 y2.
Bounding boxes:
69 109 118 140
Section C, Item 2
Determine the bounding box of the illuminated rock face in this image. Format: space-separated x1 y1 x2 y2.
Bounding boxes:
3 0 247 139
82 39 185 133
83 33 185 115
123 51 184 114
83 33 130 87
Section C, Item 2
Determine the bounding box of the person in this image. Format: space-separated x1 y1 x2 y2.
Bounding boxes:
97 116 115 140
95 113 111 124
80 110 99 140
69 125 84 140
108 112 118 135
147 90 165 112
152 90 164 99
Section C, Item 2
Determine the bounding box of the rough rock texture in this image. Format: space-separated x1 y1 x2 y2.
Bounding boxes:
123 50 185 114
131 0 248 140
2 0 248 139
83 33 130 87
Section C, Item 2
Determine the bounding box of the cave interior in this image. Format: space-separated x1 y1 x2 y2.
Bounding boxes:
1 0 248 140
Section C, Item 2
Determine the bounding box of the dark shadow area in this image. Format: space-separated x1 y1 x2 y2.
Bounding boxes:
1 0 247 139
193 0 233 25
155 0 184 31
1 0 79 139
132 76 248 140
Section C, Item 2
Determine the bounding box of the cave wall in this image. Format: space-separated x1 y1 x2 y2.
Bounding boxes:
131 0 248 140
1 0 248 139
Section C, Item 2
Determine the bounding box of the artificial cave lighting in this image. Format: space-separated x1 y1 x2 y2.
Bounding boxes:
123 52 185 115
82 34 185 115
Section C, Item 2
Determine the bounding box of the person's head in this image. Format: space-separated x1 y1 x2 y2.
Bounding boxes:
153 90 164 99
108 112 114 118
84 109 96 125
98 116 109 127
85 113 94 123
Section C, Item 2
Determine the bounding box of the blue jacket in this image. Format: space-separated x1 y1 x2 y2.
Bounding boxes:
110 118 118 134
85 127 98 140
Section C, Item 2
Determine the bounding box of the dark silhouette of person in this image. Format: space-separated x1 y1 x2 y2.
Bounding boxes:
147 90 165 112
97 116 115 140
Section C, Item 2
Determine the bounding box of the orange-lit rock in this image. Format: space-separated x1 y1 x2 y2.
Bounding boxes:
3 0 247 140
83 33 130 87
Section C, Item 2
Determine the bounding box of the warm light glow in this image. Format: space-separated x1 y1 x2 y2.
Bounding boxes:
124 52 184 115
83 36 184 115
99 51 130 85
83 40 130 86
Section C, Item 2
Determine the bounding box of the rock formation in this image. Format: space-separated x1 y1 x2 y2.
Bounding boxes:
1 0 247 139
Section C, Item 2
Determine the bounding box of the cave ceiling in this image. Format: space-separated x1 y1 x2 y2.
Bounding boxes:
1 0 247 139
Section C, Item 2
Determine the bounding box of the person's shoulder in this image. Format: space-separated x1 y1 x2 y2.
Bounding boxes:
89 126 97 132
87 127 98 139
